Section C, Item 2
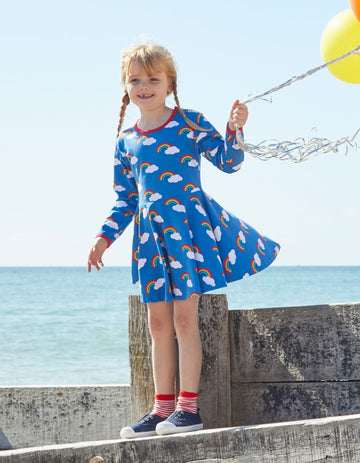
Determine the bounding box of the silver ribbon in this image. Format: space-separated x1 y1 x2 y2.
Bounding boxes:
236 44 360 162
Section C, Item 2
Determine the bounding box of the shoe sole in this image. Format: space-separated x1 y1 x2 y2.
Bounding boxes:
120 428 157 439
156 423 203 435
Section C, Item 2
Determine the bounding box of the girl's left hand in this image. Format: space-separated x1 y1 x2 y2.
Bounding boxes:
228 100 248 132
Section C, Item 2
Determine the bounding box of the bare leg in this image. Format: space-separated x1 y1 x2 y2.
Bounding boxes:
147 301 177 394
173 296 202 393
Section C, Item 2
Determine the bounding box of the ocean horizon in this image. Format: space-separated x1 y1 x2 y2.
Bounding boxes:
1 265 359 386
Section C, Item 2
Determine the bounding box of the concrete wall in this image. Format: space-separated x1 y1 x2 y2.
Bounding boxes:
1 414 360 462
0 385 130 450
230 302 360 426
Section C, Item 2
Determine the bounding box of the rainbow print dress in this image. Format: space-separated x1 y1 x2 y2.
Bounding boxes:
97 108 280 303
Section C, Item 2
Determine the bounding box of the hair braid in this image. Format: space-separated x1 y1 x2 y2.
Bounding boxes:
116 92 130 138
172 82 211 132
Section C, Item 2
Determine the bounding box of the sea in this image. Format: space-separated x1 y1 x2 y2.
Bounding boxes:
1 266 360 387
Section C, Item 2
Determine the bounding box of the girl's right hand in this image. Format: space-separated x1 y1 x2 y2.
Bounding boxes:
87 237 108 272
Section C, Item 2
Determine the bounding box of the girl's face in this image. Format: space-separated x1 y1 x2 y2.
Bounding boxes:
126 60 172 113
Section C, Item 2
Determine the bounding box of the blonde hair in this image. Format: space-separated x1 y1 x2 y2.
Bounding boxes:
116 43 209 137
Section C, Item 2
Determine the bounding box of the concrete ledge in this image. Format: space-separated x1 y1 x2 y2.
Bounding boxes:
0 385 130 450
1 414 360 463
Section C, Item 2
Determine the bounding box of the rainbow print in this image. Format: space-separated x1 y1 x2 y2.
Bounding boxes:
189 196 202 206
148 210 159 221
127 192 138 200
225 159 234 164
183 183 196 192
164 198 181 207
145 279 158 294
211 246 219 253
257 240 266 256
132 249 139 262
220 213 229 229
239 221 250 235
227 134 233 142
122 167 131 176
164 226 177 235
224 257 233 274
123 211 134 217
251 258 260 273
180 155 193 164
197 268 212 278
193 244 201 255
236 235 245 251
151 255 164 268
136 135 149 144
134 211 141 226
119 130 132 140
177 126 193 136
159 171 175 181
212 132 222 139
139 162 151 172
196 113 202 124
181 244 192 254
143 190 155 200
190 292 200 298
156 143 171 153
200 221 213 232
181 272 190 281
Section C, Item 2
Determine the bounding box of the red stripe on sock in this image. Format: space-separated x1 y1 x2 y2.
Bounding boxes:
176 391 199 414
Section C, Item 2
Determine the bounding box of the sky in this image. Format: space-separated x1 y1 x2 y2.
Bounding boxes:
1 0 359 267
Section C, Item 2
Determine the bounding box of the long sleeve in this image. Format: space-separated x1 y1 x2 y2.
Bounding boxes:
96 140 139 247
192 112 244 173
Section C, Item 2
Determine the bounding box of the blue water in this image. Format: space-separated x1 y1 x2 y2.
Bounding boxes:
1 266 359 386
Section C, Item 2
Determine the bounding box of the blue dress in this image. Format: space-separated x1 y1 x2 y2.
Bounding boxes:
97 108 280 303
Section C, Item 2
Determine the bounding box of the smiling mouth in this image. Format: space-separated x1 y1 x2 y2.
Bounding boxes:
138 94 153 99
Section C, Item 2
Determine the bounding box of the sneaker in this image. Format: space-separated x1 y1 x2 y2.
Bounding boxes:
120 413 166 439
156 409 203 435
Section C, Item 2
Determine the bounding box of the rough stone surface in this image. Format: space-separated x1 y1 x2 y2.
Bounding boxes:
1 414 360 463
232 381 360 426
0 385 130 450
230 302 360 382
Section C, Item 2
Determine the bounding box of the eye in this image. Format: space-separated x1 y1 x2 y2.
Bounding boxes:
129 78 138 83
150 78 159 82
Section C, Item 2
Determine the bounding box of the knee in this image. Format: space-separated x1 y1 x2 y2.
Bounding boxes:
174 313 198 338
148 314 174 339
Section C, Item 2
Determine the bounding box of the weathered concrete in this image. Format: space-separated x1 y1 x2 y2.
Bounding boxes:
1 414 360 462
0 385 130 450
129 294 232 428
230 302 360 382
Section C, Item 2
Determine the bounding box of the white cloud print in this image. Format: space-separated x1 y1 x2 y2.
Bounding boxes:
187 251 195 260
170 260 182 269
105 220 119 230
254 253 261 266
196 132 207 143
173 288 183 296
170 232 182 240
143 137 156 146
138 258 147 270
149 193 162 202
168 174 183 183
115 200 127 208
203 276 216 287
114 184 125 192
188 159 199 167
165 146 180 155
140 233 149 244
195 252 204 262
173 204 186 213
165 121 179 128
229 249 237 265
114 157 121 165
145 164 158 173
195 204 207 216
130 156 138 164
214 226 222 241
153 215 164 223
154 278 165 290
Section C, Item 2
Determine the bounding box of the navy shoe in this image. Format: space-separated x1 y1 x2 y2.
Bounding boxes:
156 409 203 435
120 413 166 439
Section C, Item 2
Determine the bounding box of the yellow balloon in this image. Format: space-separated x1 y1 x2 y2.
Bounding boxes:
321 9 360 84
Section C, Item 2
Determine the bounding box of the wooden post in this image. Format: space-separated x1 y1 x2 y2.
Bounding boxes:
128 294 232 428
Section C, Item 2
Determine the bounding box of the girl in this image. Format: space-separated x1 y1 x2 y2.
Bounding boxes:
87 43 280 438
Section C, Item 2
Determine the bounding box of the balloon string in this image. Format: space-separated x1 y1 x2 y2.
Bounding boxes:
241 44 360 105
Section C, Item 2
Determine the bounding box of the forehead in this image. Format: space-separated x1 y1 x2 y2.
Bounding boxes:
127 59 165 77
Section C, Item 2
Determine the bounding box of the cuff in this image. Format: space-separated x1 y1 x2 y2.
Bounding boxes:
95 234 112 248
226 123 243 135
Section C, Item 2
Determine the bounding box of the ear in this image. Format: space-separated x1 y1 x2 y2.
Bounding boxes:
167 80 174 95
